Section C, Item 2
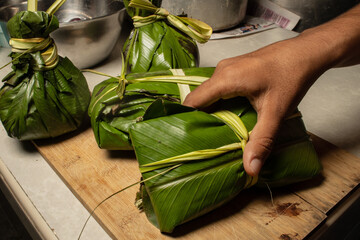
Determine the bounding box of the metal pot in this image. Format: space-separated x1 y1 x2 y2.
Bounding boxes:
159 0 248 31
267 0 360 32
0 0 125 69
51 0 125 68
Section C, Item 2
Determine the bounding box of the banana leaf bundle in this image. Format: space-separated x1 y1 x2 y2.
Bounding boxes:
122 0 212 73
129 98 322 233
89 68 214 150
90 66 321 232
0 1 91 140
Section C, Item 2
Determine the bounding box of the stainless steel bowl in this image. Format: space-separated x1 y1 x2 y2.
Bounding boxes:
160 0 248 31
0 0 125 68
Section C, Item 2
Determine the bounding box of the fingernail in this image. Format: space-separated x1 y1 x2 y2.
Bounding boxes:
250 158 262 175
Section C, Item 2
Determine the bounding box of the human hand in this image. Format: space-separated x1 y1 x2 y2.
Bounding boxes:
183 37 324 176
184 4 360 176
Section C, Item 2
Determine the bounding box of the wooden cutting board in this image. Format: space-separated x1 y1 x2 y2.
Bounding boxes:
34 125 360 240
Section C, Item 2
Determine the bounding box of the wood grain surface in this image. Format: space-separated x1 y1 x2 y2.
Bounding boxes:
33 126 360 240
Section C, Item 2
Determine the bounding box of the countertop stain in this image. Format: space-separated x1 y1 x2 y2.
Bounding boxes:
279 233 299 240
276 202 303 217
265 202 304 225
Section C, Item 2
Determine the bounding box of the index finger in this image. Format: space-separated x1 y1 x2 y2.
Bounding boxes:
183 77 221 108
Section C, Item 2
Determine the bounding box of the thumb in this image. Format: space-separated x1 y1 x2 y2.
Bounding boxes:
243 109 282 176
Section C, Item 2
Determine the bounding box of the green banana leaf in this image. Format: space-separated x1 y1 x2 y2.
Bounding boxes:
129 98 322 233
89 66 321 232
123 21 199 73
0 10 91 140
122 0 214 73
88 68 214 150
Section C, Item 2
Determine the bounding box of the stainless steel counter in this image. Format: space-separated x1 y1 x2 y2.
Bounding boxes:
0 27 359 239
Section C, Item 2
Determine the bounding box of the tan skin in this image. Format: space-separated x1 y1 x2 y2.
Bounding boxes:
183 4 360 176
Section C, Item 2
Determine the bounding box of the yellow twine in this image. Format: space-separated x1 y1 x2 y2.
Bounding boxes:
211 110 258 188
9 37 59 70
129 0 212 43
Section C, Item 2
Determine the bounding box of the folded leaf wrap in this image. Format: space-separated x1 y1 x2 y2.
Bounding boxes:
88 68 214 150
123 0 212 73
90 67 322 232
129 97 322 232
0 11 91 140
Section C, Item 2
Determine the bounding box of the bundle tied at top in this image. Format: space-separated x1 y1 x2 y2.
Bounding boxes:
129 0 212 43
6 10 60 70
0 1 91 140
123 0 213 73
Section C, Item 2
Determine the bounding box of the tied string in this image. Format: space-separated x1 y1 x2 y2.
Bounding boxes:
212 110 249 153
9 37 59 71
139 110 258 189
169 69 191 104
129 0 212 43
0 0 67 72
132 8 170 24
211 110 258 188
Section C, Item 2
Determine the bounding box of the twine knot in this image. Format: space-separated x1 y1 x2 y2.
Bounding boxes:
128 0 212 43
9 37 59 71
155 8 169 17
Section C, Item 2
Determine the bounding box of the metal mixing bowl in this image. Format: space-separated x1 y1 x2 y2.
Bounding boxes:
0 0 125 69
160 0 248 31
